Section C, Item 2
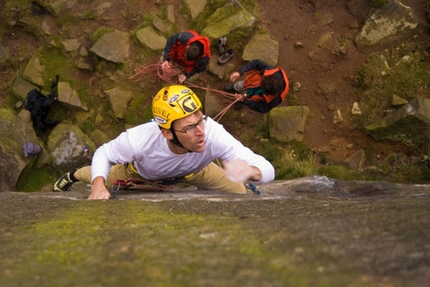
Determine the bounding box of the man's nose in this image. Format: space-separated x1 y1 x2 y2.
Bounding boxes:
194 124 204 134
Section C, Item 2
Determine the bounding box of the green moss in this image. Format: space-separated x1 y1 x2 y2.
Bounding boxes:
371 0 391 9
79 120 95 134
2 200 368 286
83 10 96 20
133 15 154 35
125 94 153 125
1 0 32 27
38 47 76 89
356 43 430 128
16 163 59 192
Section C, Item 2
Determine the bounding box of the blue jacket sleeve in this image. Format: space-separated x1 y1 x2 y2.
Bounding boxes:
238 59 274 75
185 56 210 78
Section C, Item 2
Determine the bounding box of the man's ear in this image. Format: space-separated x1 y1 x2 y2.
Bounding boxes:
161 129 174 140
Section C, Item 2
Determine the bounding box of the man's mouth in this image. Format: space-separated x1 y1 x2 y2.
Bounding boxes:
195 137 205 147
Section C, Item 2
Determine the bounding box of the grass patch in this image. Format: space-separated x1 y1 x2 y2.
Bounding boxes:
273 142 318 179
317 165 364 181
38 47 78 89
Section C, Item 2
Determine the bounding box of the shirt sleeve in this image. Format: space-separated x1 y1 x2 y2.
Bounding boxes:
185 55 209 78
90 131 136 182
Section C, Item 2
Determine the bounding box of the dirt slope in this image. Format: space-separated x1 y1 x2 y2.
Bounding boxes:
256 0 429 163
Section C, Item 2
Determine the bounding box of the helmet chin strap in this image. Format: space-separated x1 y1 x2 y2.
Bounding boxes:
170 129 192 152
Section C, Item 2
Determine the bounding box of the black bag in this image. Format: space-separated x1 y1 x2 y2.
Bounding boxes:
24 75 60 131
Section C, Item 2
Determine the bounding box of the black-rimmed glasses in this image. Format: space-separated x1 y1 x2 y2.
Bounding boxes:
174 116 207 135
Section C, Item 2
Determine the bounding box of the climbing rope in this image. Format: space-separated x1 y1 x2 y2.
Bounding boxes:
129 62 182 83
181 81 241 122
129 62 243 122
110 178 178 198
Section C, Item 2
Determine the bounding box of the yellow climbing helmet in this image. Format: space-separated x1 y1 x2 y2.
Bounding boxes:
152 85 202 129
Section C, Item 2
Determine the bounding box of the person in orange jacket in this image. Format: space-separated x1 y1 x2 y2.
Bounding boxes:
161 30 211 83
225 59 289 113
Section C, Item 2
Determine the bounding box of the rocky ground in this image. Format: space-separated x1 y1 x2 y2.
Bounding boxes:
2 0 430 168
0 0 429 191
1 1 430 286
254 0 430 164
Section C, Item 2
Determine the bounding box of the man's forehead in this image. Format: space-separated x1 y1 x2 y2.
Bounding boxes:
176 110 203 126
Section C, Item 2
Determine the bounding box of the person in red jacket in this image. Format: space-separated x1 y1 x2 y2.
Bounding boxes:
161 30 211 83
224 59 289 113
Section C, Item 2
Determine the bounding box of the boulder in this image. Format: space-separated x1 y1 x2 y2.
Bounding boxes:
366 98 430 146
23 57 45 87
58 82 88 111
47 124 96 171
355 1 417 49
0 108 42 191
242 33 279 67
201 2 256 39
12 77 39 100
204 90 224 118
105 87 133 119
268 106 310 142
90 30 130 63
136 27 166 51
185 0 207 19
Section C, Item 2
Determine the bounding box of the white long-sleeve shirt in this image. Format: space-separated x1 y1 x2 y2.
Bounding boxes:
91 116 274 184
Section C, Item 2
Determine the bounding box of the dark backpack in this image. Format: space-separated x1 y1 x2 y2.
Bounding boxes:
24 75 60 131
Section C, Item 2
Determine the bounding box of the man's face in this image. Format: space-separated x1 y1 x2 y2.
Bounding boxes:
171 111 206 153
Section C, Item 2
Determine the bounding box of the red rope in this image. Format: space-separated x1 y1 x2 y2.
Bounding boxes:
110 178 178 198
129 63 242 122
129 62 182 83
113 178 177 191
182 81 241 122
